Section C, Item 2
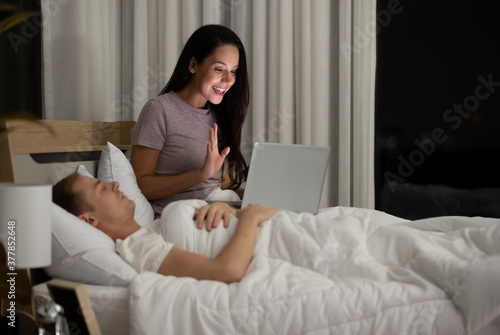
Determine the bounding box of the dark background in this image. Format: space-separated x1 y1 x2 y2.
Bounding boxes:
375 0 500 218
0 0 42 118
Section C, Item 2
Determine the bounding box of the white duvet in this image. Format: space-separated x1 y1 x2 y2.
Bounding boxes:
128 200 500 335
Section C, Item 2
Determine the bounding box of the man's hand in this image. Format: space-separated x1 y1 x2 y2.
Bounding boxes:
199 123 230 181
193 202 236 231
236 203 278 225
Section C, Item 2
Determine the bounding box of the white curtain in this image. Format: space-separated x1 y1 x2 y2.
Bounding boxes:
41 0 121 121
41 0 376 209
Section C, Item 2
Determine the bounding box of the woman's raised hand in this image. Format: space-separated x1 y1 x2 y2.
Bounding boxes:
200 123 230 180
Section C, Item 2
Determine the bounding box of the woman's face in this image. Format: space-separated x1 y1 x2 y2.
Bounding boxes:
187 44 239 108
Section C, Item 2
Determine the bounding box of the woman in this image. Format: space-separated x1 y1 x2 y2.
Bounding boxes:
130 25 248 218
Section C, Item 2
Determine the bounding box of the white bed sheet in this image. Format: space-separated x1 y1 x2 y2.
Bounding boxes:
475 315 500 335
128 200 500 335
33 282 129 335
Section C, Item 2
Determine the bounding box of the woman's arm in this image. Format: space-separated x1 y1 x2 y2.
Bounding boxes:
221 171 245 199
131 123 230 200
157 204 277 283
130 145 205 200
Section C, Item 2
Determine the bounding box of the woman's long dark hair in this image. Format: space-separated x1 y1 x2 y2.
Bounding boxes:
160 24 249 189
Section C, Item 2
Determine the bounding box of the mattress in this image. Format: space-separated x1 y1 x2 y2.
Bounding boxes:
33 282 129 335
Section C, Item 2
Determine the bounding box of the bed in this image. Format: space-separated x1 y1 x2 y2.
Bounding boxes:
2 119 500 335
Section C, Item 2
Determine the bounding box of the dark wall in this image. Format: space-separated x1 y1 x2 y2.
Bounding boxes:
375 0 500 219
0 0 42 118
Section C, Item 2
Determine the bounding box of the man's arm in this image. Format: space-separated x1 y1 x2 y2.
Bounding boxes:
157 204 277 284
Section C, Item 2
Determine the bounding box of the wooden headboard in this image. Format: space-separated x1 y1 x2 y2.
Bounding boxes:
0 119 136 183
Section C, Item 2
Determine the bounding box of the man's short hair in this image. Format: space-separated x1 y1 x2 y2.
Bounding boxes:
53 171 93 216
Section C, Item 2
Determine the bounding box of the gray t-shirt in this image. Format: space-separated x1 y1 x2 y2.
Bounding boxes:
131 91 223 217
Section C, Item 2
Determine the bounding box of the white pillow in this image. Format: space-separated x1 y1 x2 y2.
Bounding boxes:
97 142 154 226
45 203 138 286
45 143 154 286
77 164 93 178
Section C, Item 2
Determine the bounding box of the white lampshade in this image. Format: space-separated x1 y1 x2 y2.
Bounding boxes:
0 183 52 268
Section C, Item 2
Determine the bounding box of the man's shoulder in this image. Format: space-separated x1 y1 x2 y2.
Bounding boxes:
142 219 163 234
116 219 164 249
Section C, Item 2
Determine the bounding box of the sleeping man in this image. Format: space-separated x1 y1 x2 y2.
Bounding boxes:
52 172 277 284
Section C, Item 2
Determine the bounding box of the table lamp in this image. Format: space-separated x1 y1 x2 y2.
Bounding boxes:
0 183 52 328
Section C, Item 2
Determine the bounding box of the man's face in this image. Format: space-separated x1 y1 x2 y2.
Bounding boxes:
72 175 135 225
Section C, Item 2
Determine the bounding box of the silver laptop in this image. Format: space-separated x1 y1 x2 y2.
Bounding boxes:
225 142 330 214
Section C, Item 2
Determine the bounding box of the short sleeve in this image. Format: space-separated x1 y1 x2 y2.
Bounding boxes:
116 224 174 273
131 99 167 151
